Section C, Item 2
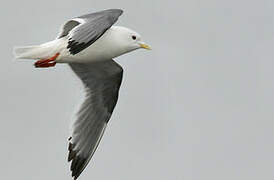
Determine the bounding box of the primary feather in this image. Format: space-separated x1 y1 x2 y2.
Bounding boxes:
64 9 123 54
68 60 123 179
13 8 150 180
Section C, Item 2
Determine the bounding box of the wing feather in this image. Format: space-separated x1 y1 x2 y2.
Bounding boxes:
68 60 123 180
67 9 123 55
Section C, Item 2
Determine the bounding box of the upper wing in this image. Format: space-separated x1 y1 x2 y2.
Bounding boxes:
68 60 123 180
59 9 123 55
57 20 80 39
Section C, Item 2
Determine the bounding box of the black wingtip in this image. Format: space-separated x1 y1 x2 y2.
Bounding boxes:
68 141 89 180
68 150 76 162
70 156 88 180
68 142 77 162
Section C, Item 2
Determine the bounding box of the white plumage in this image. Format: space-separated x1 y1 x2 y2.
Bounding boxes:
13 9 150 180
14 26 146 64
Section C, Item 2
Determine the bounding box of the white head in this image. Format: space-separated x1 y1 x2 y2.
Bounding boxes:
104 26 151 58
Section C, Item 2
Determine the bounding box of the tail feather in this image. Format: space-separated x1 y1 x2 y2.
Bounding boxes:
13 38 65 60
13 45 42 59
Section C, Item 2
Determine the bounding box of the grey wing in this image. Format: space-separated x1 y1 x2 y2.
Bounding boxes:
57 20 80 39
66 9 123 55
68 60 123 180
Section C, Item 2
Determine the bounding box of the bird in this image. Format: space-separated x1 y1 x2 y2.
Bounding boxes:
13 9 150 180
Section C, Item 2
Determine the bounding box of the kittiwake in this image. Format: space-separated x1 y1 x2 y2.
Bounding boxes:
13 9 151 180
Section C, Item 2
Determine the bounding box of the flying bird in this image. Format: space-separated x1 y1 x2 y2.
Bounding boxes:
14 9 150 180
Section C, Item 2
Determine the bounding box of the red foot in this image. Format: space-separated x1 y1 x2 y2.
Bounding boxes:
34 53 60 68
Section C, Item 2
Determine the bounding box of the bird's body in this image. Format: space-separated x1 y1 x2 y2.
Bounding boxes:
15 26 141 64
14 9 150 180
58 26 142 63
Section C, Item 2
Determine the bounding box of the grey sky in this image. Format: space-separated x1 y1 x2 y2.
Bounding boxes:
1 0 274 179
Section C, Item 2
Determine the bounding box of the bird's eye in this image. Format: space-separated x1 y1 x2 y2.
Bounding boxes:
131 35 136 40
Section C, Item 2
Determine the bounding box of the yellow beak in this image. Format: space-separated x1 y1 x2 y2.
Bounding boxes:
139 43 152 50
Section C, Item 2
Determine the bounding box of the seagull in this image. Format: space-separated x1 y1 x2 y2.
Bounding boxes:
14 9 150 180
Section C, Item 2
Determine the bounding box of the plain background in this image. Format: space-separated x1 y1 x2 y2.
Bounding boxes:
1 0 274 179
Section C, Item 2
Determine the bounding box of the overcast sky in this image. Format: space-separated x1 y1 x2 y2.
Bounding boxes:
1 0 274 179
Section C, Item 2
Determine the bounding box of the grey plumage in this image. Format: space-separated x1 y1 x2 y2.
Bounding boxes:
68 60 123 180
58 9 123 55
58 20 80 39
13 7 150 180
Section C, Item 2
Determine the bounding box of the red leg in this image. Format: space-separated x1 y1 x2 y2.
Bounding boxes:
34 53 60 68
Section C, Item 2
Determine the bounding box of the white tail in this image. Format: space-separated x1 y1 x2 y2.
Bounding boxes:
13 38 66 60
13 45 43 59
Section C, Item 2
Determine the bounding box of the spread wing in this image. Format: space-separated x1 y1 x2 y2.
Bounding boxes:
58 9 123 55
68 60 123 180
